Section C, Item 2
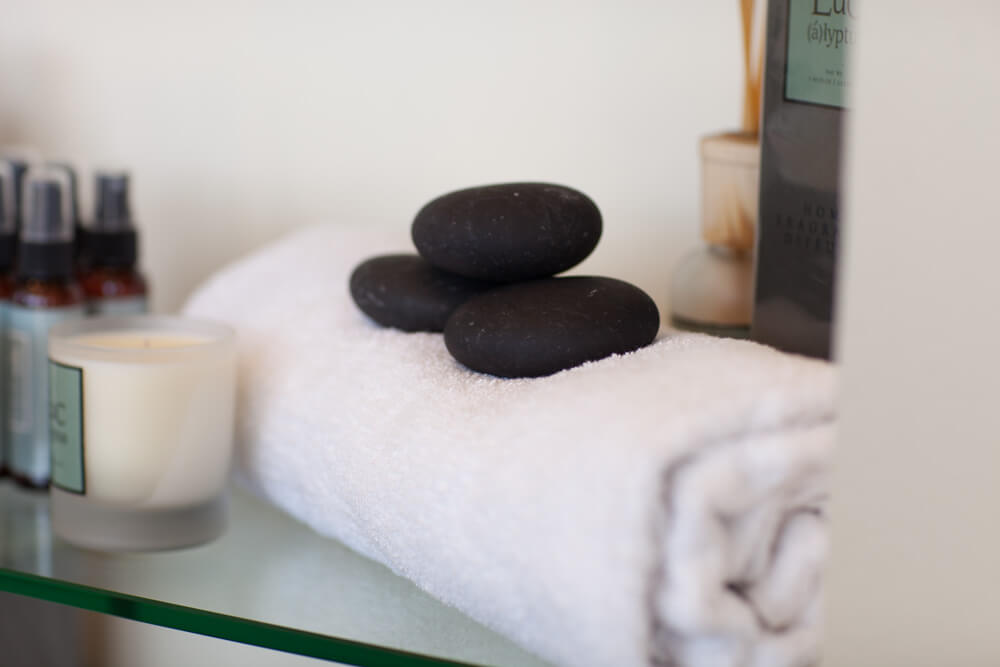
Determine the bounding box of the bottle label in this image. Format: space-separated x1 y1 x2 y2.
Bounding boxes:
89 295 148 316
0 300 7 469
8 327 33 435
784 0 855 109
5 304 86 484
49 360 85 494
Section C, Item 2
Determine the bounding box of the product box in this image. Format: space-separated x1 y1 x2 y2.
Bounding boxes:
752 0 854 359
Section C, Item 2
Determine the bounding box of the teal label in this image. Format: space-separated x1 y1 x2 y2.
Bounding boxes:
49 361 85 494
89 295 148 316
785 0 856 109
5 304 86 484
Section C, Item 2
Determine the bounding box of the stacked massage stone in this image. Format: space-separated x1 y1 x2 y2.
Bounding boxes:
350 183 660 378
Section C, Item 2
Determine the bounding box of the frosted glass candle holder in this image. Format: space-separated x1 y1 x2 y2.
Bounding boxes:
47 316 237 551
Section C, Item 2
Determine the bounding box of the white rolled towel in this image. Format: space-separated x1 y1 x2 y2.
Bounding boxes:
184 223 836 667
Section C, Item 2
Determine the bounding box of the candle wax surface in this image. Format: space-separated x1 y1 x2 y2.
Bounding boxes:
72 331 212 350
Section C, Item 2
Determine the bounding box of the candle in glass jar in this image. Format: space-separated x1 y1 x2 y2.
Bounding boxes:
47 316 237 551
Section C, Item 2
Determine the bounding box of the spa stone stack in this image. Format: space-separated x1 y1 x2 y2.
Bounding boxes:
350 183 660 378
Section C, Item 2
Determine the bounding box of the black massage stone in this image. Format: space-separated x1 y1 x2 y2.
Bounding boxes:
444 276 660 378
411 182 602 282
349 254 496 332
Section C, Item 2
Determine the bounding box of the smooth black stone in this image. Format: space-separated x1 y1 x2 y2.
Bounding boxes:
444 276 660 378
349 254 497 332
412 182 602 282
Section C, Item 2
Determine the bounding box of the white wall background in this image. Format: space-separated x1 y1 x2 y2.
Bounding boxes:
0 2 743 665
0 0 743 315
828 1 1000 665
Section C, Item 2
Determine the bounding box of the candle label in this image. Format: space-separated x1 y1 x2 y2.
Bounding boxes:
49 360 85 494
89 295 148 316
5 304 87 484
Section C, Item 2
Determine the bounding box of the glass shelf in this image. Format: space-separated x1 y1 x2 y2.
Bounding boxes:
0 481 549 667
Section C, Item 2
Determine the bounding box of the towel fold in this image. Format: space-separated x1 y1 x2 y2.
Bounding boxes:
184 224 836 667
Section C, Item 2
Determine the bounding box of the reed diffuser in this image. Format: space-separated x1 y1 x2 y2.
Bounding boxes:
669 1 765 337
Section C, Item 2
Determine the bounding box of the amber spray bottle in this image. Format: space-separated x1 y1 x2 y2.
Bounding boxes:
80 171 148 314
0 161 19 478
45 162 85 275
5 166 85 489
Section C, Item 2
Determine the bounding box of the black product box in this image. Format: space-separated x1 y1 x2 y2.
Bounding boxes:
752 0 854 359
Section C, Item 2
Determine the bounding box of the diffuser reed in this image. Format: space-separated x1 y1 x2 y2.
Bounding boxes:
740 0 765 136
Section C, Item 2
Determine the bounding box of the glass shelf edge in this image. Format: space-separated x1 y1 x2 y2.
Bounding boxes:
0 567 485 667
